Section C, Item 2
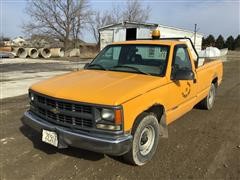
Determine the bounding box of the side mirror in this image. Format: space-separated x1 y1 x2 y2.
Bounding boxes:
172 69 195 80
84 63 89 69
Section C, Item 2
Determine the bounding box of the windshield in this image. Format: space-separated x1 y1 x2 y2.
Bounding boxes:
87 44 170 76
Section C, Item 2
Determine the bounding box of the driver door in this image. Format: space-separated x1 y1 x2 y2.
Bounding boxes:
167 44 197 123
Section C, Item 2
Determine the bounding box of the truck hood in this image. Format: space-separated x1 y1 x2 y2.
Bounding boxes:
30 70 167 106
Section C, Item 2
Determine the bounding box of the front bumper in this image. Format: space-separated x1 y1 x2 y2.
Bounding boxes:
22 111 132 156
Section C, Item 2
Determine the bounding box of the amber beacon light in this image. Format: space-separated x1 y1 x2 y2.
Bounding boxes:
152 29 160 39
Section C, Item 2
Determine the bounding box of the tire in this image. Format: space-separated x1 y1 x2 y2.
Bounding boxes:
123 113 160 166
199 83 216 110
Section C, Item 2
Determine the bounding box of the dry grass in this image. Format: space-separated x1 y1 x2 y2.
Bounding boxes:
227 51 240 61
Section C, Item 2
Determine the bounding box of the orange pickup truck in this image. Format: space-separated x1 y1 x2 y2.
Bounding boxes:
23 32 223 165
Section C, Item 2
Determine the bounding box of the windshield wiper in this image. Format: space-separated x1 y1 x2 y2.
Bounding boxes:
110 65 151 75
86 64 107 70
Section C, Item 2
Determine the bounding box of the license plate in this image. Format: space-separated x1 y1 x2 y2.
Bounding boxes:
42 129 58 147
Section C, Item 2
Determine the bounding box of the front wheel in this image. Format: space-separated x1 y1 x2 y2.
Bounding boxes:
123 113 159 166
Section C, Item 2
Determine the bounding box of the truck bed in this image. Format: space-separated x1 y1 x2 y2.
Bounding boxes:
196 59 223 103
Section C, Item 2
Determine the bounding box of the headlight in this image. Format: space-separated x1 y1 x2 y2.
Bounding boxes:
101 108 114 121
96 108 123 131
29 92 34 101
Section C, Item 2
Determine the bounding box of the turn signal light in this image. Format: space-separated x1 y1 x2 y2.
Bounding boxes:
115 109 122 125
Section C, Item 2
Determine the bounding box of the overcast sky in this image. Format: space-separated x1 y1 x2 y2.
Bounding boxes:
0 0 239 42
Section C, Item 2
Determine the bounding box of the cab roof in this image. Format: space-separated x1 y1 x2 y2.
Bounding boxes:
112 39 186 46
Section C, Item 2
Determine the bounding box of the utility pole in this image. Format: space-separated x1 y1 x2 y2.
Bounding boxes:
194 24 197 46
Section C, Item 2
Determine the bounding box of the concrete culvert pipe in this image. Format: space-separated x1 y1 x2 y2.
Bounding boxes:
12 47 19 57
65 48 80 57
19 48 28 58
50 48 65 57
39 48 51 58
14 47 27 58
26 48 39 58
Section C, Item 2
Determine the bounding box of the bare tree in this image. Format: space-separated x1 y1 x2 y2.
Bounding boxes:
90 11 116 44
110 5 123 24
71 0 92 48
89 3 123 44
123 0 151 22
23 0 92 50
90 0 151 43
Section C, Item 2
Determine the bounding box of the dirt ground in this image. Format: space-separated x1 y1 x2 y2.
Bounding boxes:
0 55 240 179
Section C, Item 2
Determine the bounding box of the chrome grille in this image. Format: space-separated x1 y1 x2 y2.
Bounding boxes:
31 94 94 129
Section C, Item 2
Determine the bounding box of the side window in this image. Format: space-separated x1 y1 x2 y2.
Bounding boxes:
173 46 192 71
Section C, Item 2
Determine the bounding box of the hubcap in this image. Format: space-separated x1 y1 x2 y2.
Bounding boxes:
208 86 215 107
139 125 155 156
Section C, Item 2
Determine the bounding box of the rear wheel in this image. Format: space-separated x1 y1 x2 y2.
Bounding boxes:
199 83 216 110
123 113 159 166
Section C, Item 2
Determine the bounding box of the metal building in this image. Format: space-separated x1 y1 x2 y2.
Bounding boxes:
98 21 203 51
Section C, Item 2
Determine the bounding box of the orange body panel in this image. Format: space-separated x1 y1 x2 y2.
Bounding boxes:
30 40 223 132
